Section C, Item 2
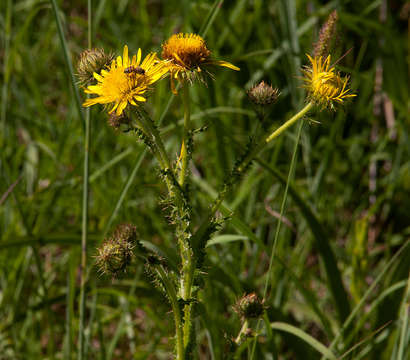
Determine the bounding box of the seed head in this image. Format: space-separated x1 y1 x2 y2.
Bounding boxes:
95 223 137 276
234 293 265 319
247 81 280 106
313 10 339 59
76 48 115 87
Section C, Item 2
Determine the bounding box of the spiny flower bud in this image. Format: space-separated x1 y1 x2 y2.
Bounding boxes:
234 293 265 319
247 81 280 106
95 223 137 276
313 10 339 59
76 48 115 87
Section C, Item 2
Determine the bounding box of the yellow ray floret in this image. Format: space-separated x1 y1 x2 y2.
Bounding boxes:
83 45 168 115
161 33 239 92
302 54 355 109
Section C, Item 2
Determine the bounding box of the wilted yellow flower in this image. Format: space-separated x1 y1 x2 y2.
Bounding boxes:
161 33 239 93
83 45 168 115
302 54 355 109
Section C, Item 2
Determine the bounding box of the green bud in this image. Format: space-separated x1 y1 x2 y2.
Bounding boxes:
76 48 115 87
95 223 137 276
247 81 280 106
234 293 265 319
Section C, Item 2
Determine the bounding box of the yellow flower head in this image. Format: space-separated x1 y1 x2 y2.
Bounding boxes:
302 54 355 110
161 33 239 92
83 45 168 115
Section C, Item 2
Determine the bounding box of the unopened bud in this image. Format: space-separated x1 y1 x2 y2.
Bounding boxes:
247 81 280 106
313 10 339 58
95 223 137 276
77 48 115 86
234 293 265 319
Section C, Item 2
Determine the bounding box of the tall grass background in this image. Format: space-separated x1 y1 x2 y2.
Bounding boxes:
0 0 409 359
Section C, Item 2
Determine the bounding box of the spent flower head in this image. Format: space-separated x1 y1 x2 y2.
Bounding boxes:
95 223 137 276
161 33 239 92
234 293 265 320
83 45 168 116
302 54 355 110
247 81 280 106
77 48 115 87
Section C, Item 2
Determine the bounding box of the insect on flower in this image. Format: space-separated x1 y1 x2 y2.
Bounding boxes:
82 45 168 115
124 66 146 75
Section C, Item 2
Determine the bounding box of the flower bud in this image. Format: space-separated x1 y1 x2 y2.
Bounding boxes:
234 293 265 319
247 81 280 106
95 223 137 276
76 48 115 86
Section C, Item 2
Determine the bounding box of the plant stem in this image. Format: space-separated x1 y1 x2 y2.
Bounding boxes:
156 266 184 360
265 102 313 143
250 117 305 360
235 320 249 344
78 2 92 359
192 102 314 249
178 82 191 186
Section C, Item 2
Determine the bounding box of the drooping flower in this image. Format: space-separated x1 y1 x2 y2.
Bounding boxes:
161 33 239 93
83 45 168 115
302 54 355 109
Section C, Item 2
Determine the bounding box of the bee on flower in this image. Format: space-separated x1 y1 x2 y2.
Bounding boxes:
302 54 355 110
161 33 240 93
82 45 168 116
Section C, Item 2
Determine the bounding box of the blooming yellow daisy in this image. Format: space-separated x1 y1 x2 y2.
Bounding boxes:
161 33 239 92
83 45 168 115
302 54 355 109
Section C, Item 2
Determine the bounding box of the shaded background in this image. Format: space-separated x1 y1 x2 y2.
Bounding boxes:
0 0 409 359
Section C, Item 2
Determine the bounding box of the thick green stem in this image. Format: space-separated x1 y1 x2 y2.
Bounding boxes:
179 82 191 186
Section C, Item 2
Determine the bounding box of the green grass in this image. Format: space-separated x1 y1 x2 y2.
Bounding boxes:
1 0 409 359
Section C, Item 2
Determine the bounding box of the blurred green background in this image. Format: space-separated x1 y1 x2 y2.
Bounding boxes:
0 0 409 359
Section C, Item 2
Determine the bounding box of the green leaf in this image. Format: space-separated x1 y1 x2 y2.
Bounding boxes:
270 322 337 359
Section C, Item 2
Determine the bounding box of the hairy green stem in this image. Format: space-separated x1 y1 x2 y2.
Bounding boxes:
156 266 184 360
179 82 191 186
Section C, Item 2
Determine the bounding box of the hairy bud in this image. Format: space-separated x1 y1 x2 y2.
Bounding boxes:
95 223 137 276
313 10 339 59
76 48 115 86
234 293 265 319
247 81 280 106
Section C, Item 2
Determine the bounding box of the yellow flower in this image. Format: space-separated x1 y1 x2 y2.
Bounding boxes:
302 54 355 109
161 33 239 93
83 45 168 115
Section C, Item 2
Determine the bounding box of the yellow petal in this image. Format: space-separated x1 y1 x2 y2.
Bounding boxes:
137 48 142 66
116 55 122 67
134 96 146 102
210 60 240 71
116 101 127 115
123 45 129 67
